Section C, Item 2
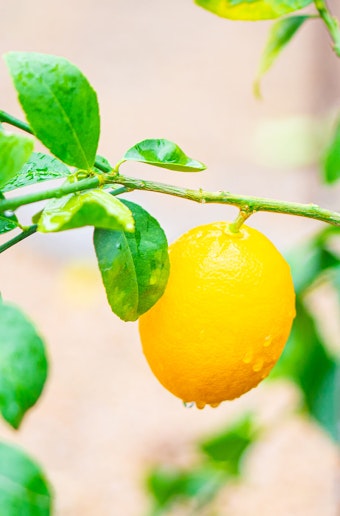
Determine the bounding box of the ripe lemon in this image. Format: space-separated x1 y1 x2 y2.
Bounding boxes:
139 222 296 409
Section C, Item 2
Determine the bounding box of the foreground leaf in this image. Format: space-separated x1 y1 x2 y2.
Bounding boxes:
0 128 33 188
323 117 340 184
2 152 70 192
254 15 310 96
5 52 100 169
94 200 170 321
0 442 52 515
38 189 134 233
273 300 339 442
123 139 206 172
195 0 312 21
0 302 48 429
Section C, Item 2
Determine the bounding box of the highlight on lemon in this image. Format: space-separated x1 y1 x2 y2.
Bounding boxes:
139 221 296 409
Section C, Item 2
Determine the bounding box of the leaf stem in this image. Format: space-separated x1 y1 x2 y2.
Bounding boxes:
314 0 340 56
0 225 37 254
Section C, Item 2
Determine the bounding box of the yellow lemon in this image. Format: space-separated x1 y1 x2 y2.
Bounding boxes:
139 222 296 408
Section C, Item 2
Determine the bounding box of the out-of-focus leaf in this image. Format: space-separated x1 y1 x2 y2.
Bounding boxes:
286 226 340 295
322 117 340 183
254 15 310 96
195 0 312 21
199 414 258 475
123 139 206 172
5 52 100 169
146 465 225 514
0 301 48 429
0 127 33 188
2 152 70 192
38 189 134 233
273 300 340 442
0 441 52 515
94 200 170 322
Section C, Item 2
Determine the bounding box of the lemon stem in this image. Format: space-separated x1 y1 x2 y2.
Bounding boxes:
229 210 253 233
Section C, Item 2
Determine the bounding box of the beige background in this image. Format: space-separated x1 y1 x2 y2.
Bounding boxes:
0 1 340 514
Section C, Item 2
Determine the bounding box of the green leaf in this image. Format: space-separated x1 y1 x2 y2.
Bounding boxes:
322 117 340 184
0 128 33 188
272 300 340 442
254 15 310 96
38 188 134 233
146 465 225 513
199 414 258 475
0 302 48 429
195 0 313 21
94 200 170 322
123 139 206 172
0 442 52 515
2 152 70 192
5 52 100 169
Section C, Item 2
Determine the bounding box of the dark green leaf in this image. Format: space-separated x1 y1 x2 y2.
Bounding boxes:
147 465 225 513
195 0 313 21
0 442 52 515
38 188 134 233
322 117 340 183
5 52 100 169
0 128 33 188
0 302 48 429
254 15 310 96
94 200 170 321
2 152 70 192
123 139 206 172
272 300 340 442
199 414 258 475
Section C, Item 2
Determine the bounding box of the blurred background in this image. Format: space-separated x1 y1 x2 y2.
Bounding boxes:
0 0 340 514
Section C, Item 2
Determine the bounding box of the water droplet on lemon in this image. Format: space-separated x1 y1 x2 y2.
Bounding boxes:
243 351 252 364
253 359 264 372
264 335 272 347
195 401 206 409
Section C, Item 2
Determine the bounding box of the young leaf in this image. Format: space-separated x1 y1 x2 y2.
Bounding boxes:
322 117 340 184
199 414 258 475
123 139 206 172
254 15 310 97
0 301 48 429
0 128 33 188
0 442 52 515
94 200 170 322
5 52 100 169
2 152 70 192
38 189 134 233
272 300 339 442
195 0 313 21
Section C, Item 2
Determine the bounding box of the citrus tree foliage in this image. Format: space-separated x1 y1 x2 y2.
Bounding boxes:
0 0 339 511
